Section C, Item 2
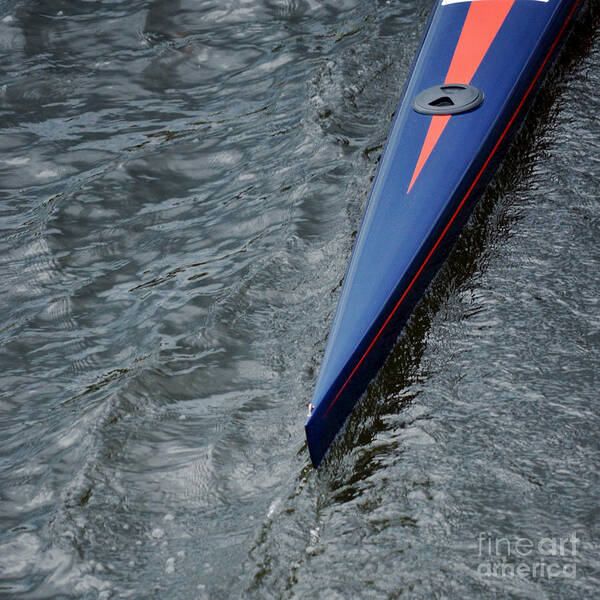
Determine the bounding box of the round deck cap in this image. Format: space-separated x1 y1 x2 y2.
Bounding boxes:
413 83 484 115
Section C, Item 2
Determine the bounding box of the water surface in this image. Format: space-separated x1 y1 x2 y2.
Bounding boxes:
1 1 599 598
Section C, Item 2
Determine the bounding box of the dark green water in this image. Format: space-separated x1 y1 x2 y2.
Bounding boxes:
1 1 598 598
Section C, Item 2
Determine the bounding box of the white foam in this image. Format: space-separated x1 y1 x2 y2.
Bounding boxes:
165 557 175 574
4 156 30 166
36 169 58 179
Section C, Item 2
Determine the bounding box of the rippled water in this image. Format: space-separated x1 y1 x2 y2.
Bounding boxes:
1 1 598 598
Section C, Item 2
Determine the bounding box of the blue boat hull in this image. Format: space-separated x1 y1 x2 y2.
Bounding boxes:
306 0 581 467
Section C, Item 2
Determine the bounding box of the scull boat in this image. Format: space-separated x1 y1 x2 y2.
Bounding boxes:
306 0 581 467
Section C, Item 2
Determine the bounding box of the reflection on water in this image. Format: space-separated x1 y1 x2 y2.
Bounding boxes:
0 0 599 598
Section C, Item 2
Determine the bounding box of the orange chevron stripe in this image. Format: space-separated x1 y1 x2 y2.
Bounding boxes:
407 0 515 193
